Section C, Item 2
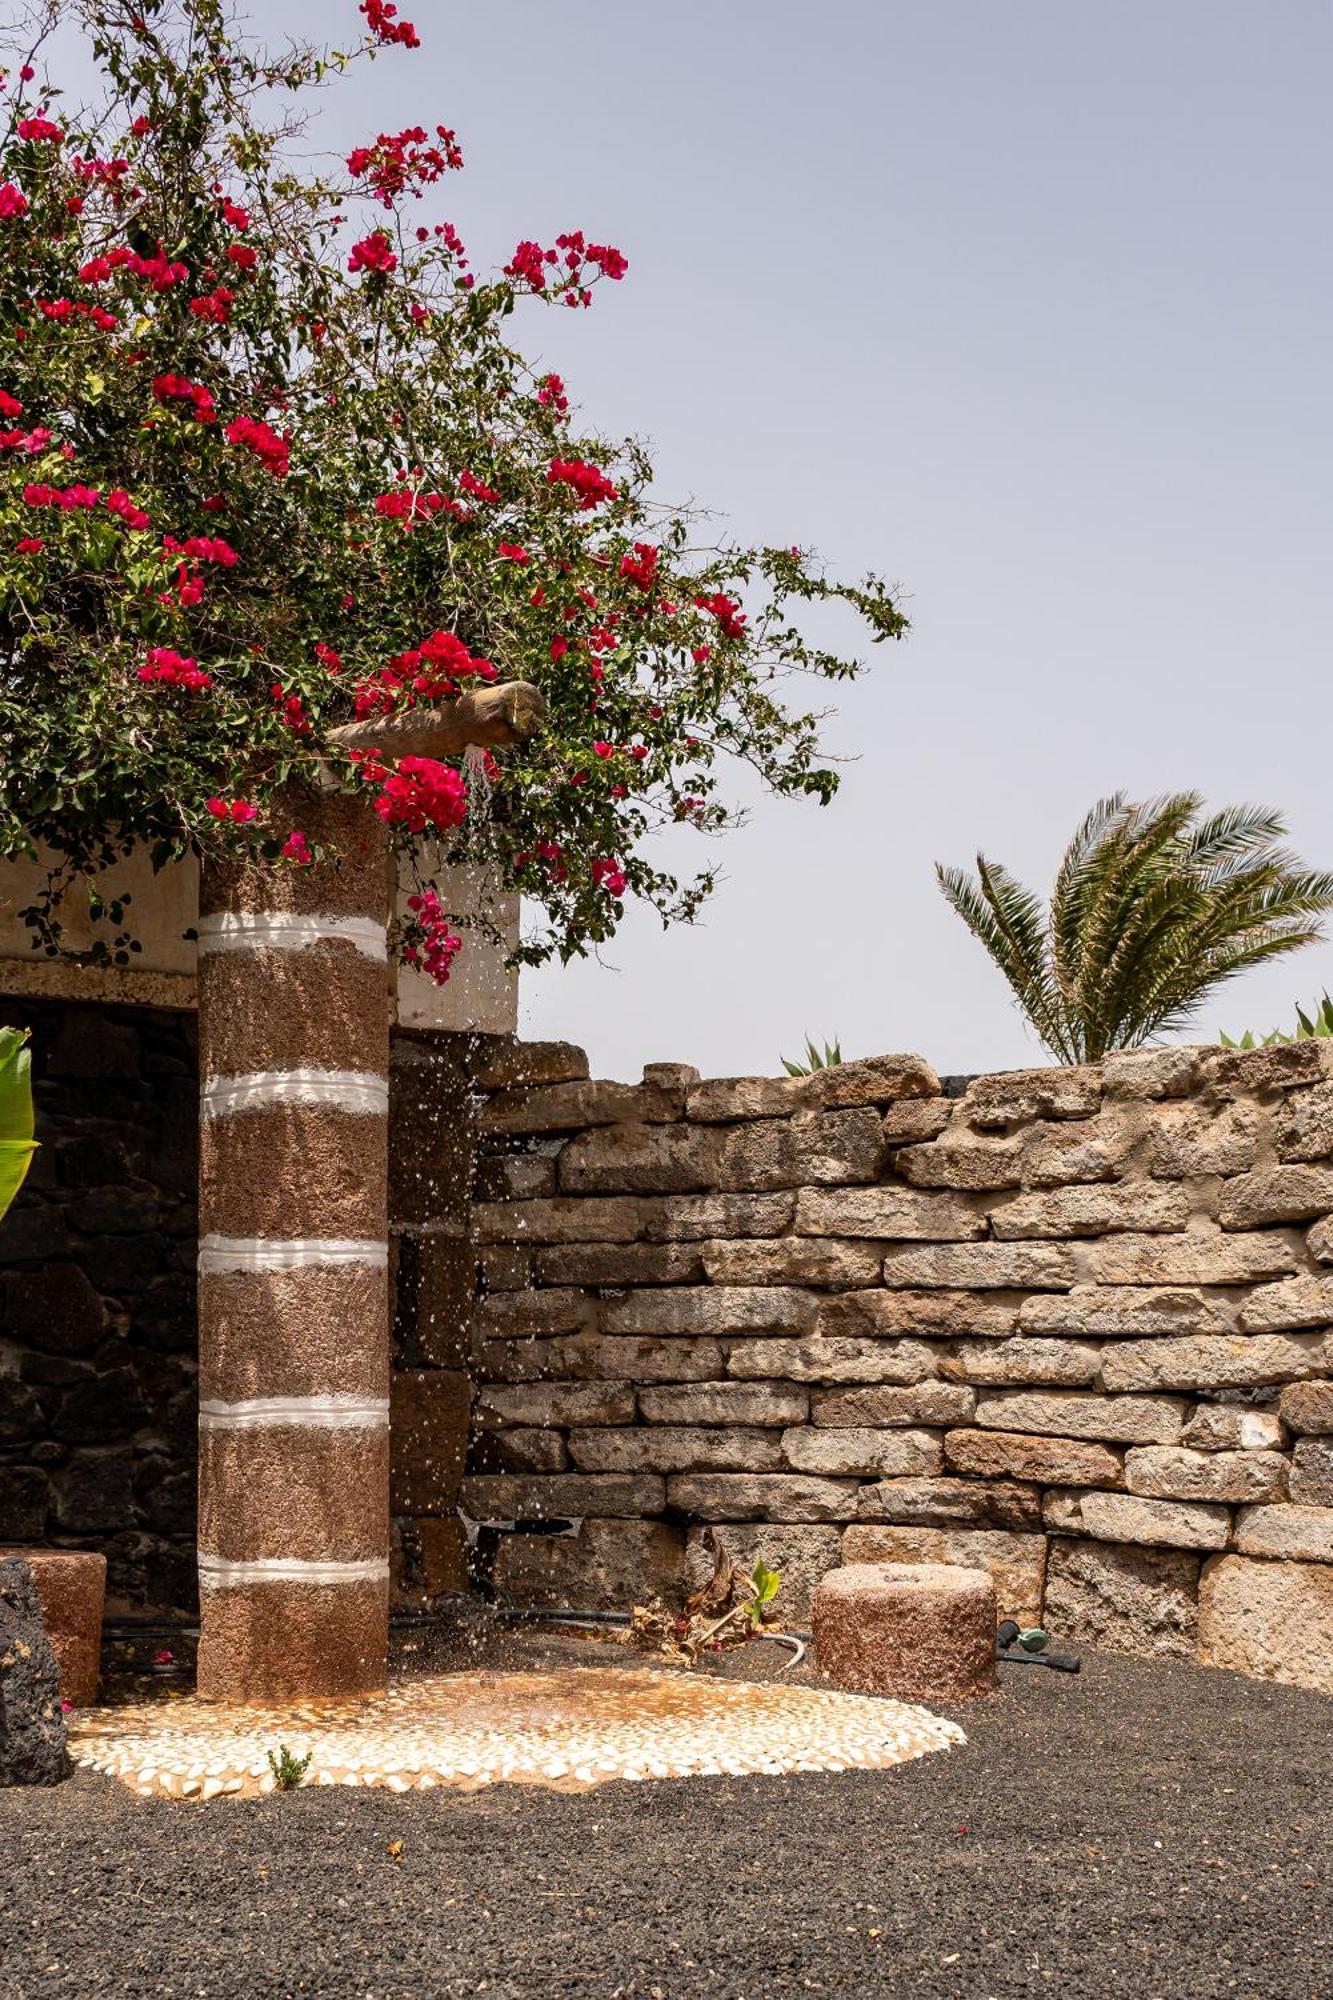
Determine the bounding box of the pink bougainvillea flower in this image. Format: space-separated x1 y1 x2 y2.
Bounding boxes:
372 755 467 834
139 647 212 691
347 231 397 276
547 457 617 509
403 888 462 984
361 0 420 48
0 184 29 219
591 856 627 897
281 830 313 865
694 590 747 640
17 114 62 144
225 414 290 477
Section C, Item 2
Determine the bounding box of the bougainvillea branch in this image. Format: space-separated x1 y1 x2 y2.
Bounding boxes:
0 0 907 981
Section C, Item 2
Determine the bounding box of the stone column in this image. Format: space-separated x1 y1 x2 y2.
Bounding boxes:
195 789 392 1702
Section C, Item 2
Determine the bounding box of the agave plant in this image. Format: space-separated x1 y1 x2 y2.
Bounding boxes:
781 1035 843 1077
1221 993 1333 1049
0 1027 36 1221
937 794 1333 1064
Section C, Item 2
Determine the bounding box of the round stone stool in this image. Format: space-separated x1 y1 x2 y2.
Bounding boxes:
0 1549 106 1706
812 1561 997 1701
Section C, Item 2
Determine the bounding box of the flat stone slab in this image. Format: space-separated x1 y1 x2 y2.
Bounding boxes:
69 1665 964 1802
814 1561 997 1701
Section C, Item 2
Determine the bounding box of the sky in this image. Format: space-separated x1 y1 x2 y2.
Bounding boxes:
42 0 1333 1079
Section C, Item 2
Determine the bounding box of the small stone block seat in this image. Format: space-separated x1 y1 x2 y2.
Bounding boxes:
812 1561 997 1701
0 1549 106 1706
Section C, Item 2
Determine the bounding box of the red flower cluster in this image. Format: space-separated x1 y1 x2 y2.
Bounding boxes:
219 199 250 232
23 481 99 509
373 755 468 833
620 542 657 592
505 231 627 306
0 183 30 219
348 231 397 276
206 797 257 823
188 286 234 324
36 297 117 329
361 0 420 48
225 415 290 478
0 391 20 419
548 458 617 509
352 628 496 717
139 646 211 691
695 591 747 640
70 154 130 196
346 126 462 205
537 371 569 416
17 115 62 144
271 683 311 733
152 373 217 422
163 533 238 566
0 424 52 453
106 488 151 530
80 246 188 290
496 541 529 564
226 243 257 271
281 830 312 866
591 856 627 897
459 468 498 503
403 888 463 984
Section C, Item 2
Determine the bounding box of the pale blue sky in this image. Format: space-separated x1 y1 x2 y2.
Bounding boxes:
54 2 1333 1076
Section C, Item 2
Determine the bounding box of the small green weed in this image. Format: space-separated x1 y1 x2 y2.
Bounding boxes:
781 1035 842 1076
266 1745 313 1790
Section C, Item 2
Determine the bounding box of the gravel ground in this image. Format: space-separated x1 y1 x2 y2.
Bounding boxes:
2 1641 1330 2000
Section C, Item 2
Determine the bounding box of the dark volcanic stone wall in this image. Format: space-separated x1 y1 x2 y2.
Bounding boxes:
0 1000 198 1610
0 999 482 1616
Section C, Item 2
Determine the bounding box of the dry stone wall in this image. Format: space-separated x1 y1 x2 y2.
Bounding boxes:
462 1037 1333 1694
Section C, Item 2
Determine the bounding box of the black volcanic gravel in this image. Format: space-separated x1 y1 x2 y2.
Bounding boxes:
2 1643 1330 1999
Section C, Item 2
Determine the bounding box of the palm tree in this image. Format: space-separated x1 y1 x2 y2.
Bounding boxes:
936 794 1333 1064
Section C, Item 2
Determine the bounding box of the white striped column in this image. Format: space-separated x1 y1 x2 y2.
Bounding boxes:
196 790 393 1703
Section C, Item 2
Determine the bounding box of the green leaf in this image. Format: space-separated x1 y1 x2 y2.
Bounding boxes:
746 1561 781 1624
0 1029 37 1222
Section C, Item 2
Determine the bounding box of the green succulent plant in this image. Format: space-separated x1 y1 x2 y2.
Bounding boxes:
1220 993 1333 1049
781 1035 843 1076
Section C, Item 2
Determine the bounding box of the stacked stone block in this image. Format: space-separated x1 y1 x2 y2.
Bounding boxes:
460 1038 1333 1692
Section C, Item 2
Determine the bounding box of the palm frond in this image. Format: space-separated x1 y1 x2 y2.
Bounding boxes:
936 858 1071 1058
937 794 1333 1062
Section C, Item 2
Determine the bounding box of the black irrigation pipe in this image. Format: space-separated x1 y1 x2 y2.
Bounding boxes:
103 1608 1081 1671
997 1646 1081 1673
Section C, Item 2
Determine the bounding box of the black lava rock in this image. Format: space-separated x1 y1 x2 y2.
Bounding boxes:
0 1557 70 1787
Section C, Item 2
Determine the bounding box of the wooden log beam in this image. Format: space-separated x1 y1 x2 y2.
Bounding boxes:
326 681 547 762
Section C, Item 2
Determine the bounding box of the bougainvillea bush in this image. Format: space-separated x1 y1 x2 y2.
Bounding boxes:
0 0 906 980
